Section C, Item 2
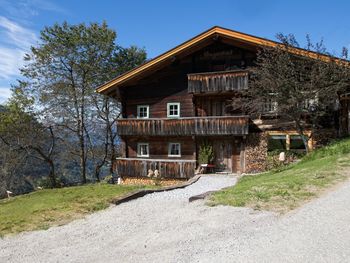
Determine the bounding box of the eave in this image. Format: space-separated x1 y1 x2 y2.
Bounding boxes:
96 26 347 95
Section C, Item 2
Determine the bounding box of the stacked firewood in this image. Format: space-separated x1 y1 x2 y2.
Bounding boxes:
245 132 268 173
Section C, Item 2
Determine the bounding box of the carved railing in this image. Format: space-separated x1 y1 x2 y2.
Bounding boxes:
117 116 249 136
115 158 196 179
188 70 248 94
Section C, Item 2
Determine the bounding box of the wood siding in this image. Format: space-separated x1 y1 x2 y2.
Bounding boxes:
195 95 238 116
126 136 195 160
198 137 243 173
125 89 194 118
188 70 248 94
115 158 196 179
117 116 249 136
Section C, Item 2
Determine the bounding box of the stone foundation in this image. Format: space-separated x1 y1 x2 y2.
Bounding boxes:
121 177 187 186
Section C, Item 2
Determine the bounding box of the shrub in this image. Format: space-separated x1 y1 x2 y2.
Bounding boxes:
198 142 214 165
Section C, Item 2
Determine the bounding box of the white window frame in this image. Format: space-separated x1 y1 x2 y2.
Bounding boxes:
262 98 278 113
137 105 149 119
137 143 149 157
167 102 180 118
168 142 181 157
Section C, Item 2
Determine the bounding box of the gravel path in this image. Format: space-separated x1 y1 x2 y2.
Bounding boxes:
1 175 350 263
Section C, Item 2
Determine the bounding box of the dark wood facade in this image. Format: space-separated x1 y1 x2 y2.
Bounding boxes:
115 158 196 179
117 116 249 136
188 70 249 94
113 41 254 178
97 26 349 179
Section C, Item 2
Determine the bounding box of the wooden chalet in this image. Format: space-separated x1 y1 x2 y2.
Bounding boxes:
97 26 350 180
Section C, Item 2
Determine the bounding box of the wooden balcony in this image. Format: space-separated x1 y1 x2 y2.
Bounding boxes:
188 70 248 94
117 116 249 136
115 158 196 179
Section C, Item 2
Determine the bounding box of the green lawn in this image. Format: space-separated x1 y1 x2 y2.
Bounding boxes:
0 183 150 236
209 138 350 213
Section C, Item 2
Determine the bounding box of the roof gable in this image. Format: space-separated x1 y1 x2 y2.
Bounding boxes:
97 26 339 94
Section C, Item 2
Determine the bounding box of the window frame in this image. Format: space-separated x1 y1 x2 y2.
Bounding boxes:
168 142 181 157
137 105 149 119
137 142 149 157
262 98 278 114
167 102 180 118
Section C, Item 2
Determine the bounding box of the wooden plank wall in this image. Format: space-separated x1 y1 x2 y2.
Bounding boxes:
115 158 196 179
197 136 243 173
188 71 248 94
120 42 257 119
125 89 194 118
195 95 235 116
126 136 195 160
116 116 249 136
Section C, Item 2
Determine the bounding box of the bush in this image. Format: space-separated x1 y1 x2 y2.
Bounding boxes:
198 142 214 165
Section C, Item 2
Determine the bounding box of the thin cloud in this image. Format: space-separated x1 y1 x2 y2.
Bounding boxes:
0 17 37 80
0 0 67 102
0 87 12 104
0 16 37 48
0 0 68 20
0 47 27 80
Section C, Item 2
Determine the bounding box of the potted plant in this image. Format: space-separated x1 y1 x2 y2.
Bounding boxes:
198 142 214 165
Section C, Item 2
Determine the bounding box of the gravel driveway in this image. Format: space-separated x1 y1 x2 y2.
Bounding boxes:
1 175 350 263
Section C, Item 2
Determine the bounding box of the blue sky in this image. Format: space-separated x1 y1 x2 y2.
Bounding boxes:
0 0 350 103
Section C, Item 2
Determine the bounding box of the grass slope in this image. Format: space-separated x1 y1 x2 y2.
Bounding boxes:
0 183 149 236
210 138 350 213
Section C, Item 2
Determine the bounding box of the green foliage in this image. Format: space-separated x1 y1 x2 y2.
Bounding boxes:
210 137 350 213
302 138 350 161
198 142 214 165
6 21 147 186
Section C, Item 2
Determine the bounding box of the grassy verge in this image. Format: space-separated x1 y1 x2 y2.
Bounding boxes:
209 138 350 213
0 183 152 236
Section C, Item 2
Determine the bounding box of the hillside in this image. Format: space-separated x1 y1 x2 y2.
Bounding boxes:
210 138 350 213
0 183 151 236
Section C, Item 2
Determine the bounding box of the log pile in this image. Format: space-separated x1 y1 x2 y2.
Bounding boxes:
245 132 268 173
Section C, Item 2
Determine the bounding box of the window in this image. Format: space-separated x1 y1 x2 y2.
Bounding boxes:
301 98 317 112
167 103 180 118
290 135 306 150
137 105 149 118
262 98 278 113
137 143 149 157
168 143 181 157
267 134 307 152
267 135 287 151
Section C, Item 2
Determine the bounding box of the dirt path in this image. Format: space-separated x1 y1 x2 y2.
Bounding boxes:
1 175 350 263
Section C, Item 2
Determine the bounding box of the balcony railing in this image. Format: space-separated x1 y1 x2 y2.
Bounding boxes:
115 158 196 179
188 70 248 94
117 116 249 136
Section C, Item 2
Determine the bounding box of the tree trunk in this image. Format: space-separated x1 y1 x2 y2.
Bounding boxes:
294 118 310 154
48 159 57 188
94 165 102 182
79 132 87 184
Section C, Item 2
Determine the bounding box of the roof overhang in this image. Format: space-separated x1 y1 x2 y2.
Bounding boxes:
97 26 345 95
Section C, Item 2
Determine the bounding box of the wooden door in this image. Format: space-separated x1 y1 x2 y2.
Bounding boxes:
213 140 232 172
212 139 241 173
